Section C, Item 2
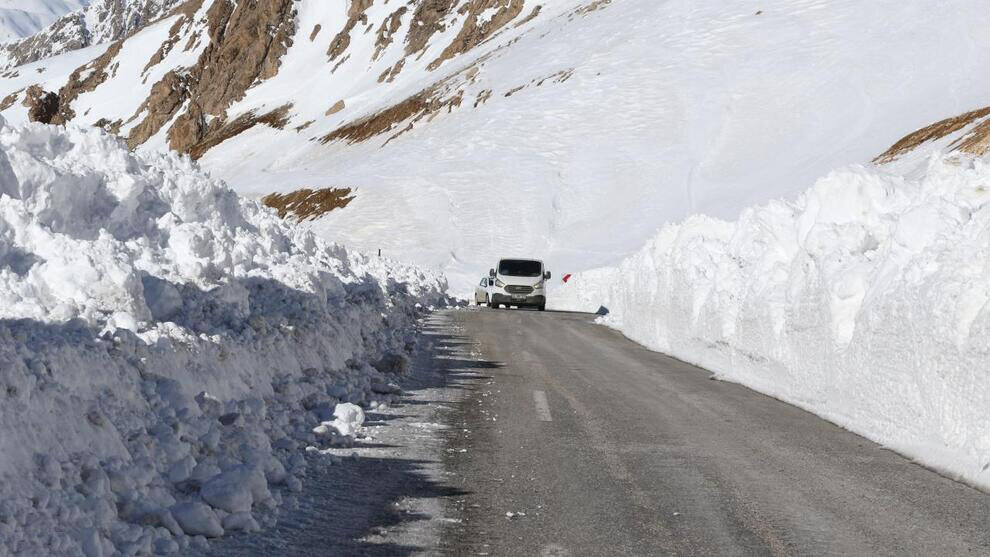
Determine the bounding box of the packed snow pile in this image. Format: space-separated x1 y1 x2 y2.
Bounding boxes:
0 117 448 555
553 154 990 492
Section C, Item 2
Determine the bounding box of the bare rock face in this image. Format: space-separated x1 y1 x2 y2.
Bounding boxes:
23 86 60 124
427 0 526 71
328 0 372 62
117 0 297 157
127 71 191 148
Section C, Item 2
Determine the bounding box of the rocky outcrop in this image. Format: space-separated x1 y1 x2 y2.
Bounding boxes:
23 86 59 124
127 71 190 148
405 0 458 57
374 7 408 60
7 0 560 157
327 0 372 62
128 0 297 156
49 41 125 124
426 0 526 71
0 0 185 70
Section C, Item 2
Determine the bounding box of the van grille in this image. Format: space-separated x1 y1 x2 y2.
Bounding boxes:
506 285 534 295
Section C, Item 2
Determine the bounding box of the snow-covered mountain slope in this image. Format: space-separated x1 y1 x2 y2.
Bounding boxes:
0 115 448 555
0 0 181 69
0 0 86 43
4 0 990 294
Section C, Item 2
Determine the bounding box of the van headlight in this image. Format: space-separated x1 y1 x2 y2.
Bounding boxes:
494 278 505 288
533 281 544 290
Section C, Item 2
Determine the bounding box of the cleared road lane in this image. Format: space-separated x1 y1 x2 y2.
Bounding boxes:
440 308 990 556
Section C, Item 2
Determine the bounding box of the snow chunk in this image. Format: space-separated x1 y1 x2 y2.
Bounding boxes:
200 465 270 514
313 402 366 439
170 502 223 538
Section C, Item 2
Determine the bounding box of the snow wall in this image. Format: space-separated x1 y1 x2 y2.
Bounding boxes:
552 154 990 492
0 118 448 555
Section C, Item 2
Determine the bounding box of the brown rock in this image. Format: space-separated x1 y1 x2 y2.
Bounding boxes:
427 0 526 72
23 86 60 124
328 0 372 61
326 100 346 116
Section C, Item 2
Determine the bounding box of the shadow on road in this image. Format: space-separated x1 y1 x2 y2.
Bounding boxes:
199 312 501 556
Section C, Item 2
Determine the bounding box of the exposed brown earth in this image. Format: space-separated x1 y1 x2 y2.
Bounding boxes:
875 106 990 163
262 187 355 221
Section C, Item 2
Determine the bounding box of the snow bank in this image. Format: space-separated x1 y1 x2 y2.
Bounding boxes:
553 154 990 491
0 117 448 555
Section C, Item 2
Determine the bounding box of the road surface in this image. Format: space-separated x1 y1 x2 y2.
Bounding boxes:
439 308 990 556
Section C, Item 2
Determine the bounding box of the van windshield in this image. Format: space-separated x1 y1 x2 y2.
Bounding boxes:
498 260 542 277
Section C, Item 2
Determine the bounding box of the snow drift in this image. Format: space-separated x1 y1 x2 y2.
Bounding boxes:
0 116 447 555
553 154 990 492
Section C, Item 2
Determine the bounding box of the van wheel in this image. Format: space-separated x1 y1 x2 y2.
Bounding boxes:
488 301 497 309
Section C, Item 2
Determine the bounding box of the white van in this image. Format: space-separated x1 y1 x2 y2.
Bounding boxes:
488 258 551 311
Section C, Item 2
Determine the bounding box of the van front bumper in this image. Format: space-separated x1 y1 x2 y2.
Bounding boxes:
492 293 545 306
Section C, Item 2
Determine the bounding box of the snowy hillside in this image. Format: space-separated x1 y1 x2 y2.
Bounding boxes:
0 0 86 43
0 116 448 555
4 0 990 292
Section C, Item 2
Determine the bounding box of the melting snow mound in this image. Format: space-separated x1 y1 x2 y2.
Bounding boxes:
0 117 448 555
554 154 990 492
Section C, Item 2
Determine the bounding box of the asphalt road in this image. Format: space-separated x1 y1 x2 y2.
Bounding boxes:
440 308 990 556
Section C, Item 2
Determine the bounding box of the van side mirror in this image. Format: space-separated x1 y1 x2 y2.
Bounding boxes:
489 268 496 278
544 271 551 280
